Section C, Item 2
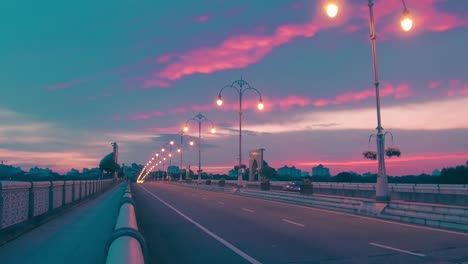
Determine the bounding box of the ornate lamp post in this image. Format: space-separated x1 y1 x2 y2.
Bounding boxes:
174 132 195 181
325 0 413 201
184 113 216 184
216 78 264 187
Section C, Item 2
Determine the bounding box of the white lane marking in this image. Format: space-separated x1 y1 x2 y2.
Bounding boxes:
282 219 305 227
165 182 468 237
217 201 225 205
369 242 426 257
139 185 262 264
242 208 255 213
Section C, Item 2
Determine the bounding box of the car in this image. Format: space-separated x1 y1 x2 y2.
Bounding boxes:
282 181 301 192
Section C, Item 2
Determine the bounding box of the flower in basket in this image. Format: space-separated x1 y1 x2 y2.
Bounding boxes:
362 150 377 160
385 147 401 158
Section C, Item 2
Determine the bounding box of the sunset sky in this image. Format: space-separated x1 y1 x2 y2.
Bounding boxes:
1 0 468 176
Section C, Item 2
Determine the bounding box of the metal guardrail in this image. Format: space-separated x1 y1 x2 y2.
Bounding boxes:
0 179 116 231
105 183 147 264
213 180 468 195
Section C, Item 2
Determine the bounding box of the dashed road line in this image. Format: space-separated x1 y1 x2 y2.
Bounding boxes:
369 242 426 257
282 219 305 227
242 208 255 213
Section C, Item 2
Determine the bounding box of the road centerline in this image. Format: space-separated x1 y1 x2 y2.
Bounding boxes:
242 208 255 213
369 242 426 257
139 185 262 264
282 219 305 227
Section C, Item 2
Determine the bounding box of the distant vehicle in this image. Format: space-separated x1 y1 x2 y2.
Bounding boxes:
282 181 301 192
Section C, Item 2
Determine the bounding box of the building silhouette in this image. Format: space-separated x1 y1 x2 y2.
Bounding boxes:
312 164 330 177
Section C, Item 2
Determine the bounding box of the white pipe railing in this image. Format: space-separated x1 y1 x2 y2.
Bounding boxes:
105 183 147 264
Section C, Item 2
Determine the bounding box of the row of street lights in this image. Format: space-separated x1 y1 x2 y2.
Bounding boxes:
139 1 414 202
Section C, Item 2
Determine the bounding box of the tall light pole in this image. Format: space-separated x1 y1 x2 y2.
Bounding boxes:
325 0 413 201
184 113 215 184
216 78 264 187
175 132 195 181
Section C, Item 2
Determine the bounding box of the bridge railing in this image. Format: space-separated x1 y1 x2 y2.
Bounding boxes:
214 180 468 195
105 183 147 264
0 179 116 231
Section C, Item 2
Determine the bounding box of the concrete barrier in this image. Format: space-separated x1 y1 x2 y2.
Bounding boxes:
0 181 31 229
0 179 117 232
105 183 147 264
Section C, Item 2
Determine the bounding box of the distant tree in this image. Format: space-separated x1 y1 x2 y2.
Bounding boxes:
259 166 276 181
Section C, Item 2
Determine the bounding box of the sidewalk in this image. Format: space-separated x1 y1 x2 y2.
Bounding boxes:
0 183 125 264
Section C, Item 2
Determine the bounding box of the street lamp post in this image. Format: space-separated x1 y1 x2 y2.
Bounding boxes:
216 78 264 187
184 113 216 184
176 132 195 181
325 0 413 201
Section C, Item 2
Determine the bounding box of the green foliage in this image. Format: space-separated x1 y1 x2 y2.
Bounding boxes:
385 147 401 158
259 165 276 182
363 150 377 160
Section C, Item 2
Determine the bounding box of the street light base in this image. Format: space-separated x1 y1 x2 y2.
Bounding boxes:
375 195 391 202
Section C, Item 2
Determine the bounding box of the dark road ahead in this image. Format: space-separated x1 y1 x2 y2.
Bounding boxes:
132 182 468 264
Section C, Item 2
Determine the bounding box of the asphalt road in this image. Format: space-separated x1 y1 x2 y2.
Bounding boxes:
132 182 468 264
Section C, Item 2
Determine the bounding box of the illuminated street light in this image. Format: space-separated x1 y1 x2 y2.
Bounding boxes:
216 78 264 187
325 3 338 18
184 113 216 184
325 0 413 201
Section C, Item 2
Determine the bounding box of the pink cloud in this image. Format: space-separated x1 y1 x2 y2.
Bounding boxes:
311 82 412 107
450 79 462 88
195 15 210 23
428 80 442 89
142 21 319 88
129 111 165 120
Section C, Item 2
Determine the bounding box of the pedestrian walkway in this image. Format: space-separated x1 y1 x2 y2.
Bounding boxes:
0 182 125 264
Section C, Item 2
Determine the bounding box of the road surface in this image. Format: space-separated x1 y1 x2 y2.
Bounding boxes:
132 182 468 264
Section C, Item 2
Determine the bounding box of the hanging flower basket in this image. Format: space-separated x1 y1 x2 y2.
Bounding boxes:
385 147 401 158
240 164 247 169
234 165 240 170
363 150 377 160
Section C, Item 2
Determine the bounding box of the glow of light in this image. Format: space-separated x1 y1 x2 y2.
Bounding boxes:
401 16 413 31
257 100 264 110
210 127 216 134
183 126 189 132
216 97 223 106
161 148 165 152
177 148 181 153
170 140 174 145
156 153 159 157
169 153 172 157
190 141 194 146
152 157 154 160
325 3 338 18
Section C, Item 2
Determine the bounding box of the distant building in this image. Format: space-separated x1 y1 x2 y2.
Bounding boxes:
301 171 310 177
277 166 302 178
312 164 330 177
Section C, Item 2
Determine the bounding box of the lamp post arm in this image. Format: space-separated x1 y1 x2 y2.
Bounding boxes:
218 84 241 98
243 86 263 101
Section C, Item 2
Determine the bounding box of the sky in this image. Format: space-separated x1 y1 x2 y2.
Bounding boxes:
1 0 468 176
